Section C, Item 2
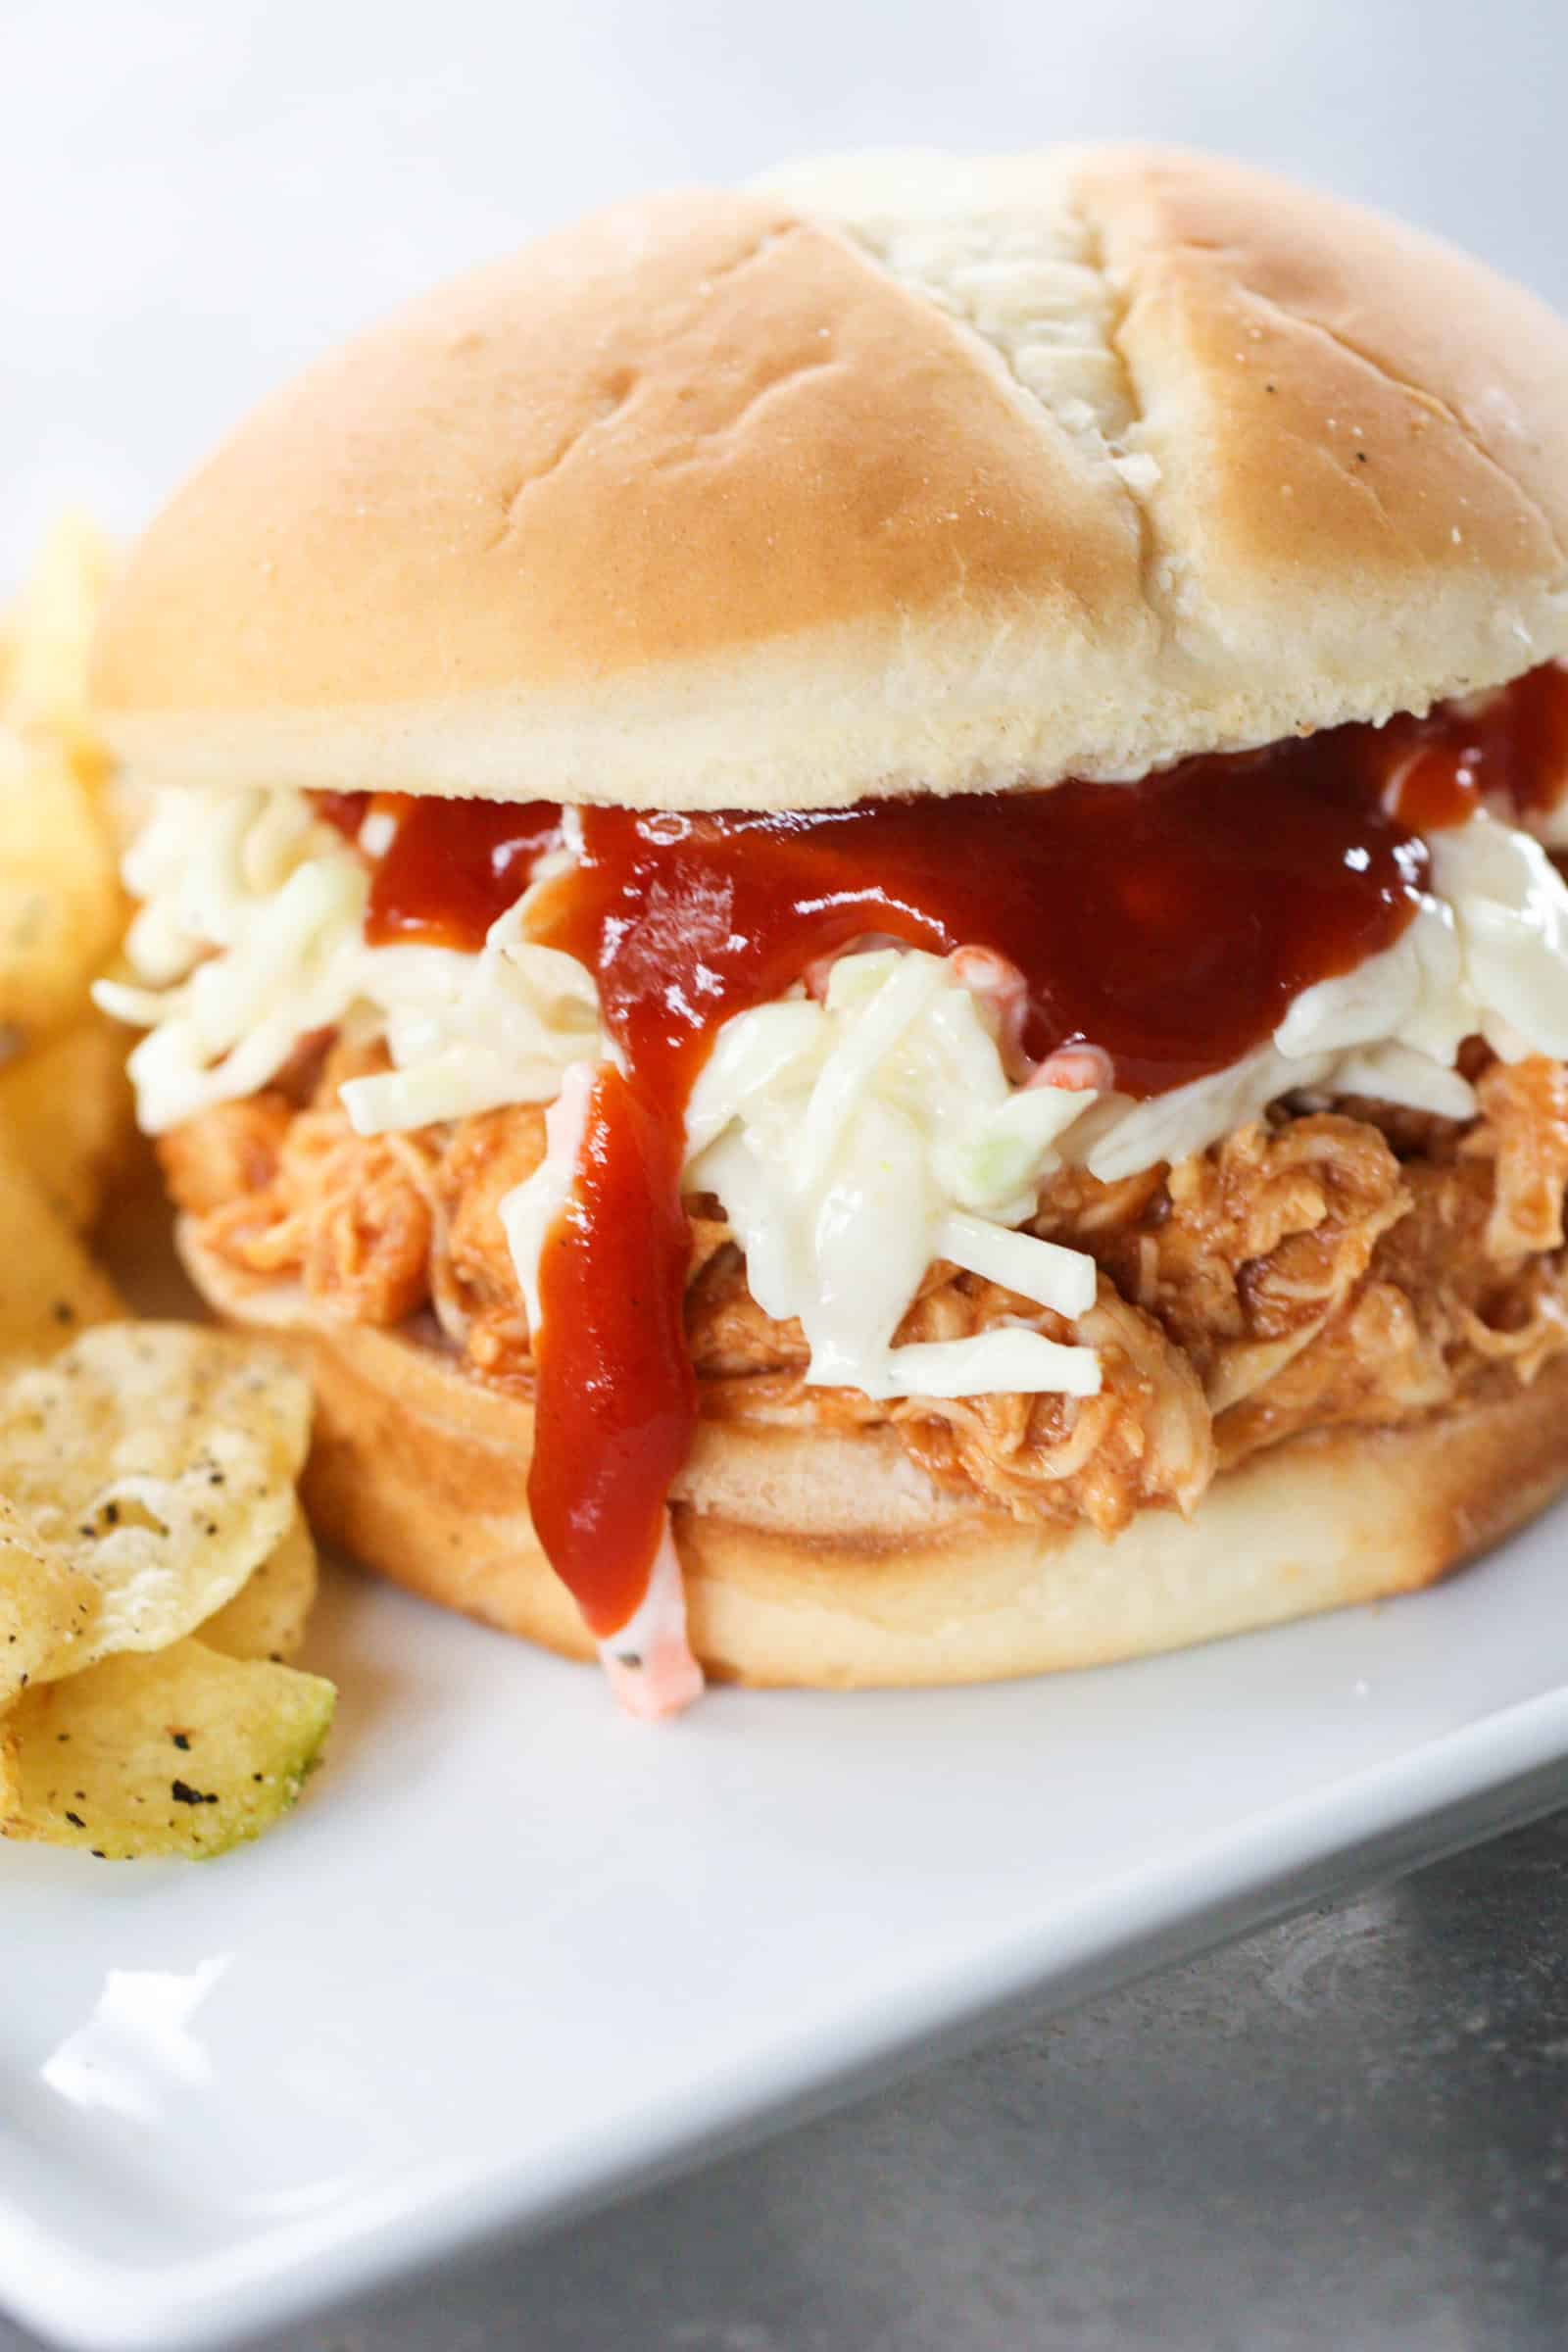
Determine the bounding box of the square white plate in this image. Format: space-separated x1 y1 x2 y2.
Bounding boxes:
6 1497 1568 2352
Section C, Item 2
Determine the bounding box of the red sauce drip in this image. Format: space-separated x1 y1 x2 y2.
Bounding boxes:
529 1069 696 1639
342 663 1568 1638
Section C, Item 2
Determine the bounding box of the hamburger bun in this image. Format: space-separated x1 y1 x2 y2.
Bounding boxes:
183 1226 1568 1688
95 146 1568 811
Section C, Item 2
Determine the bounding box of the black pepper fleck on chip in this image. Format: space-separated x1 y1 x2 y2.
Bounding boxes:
65 1811 85 1830
172 1732 191 1750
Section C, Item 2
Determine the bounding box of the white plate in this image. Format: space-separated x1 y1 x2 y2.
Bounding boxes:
6 1499 1568 2352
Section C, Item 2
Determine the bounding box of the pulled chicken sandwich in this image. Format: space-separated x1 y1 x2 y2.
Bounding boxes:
91 147 1568 1715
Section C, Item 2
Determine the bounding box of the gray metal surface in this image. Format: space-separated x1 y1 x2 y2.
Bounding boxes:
8 1813 1568 2351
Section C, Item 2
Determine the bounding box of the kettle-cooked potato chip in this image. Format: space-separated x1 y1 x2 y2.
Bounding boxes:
0 1325 311 1689
0 734 122 1038
0 1637 335 1860
198 1509 318 1665
0 1012 133 1231
1 511 114 752
0 512 123 1042
0 1136 122 1362
0 1494 98 1705
0 514 336 1863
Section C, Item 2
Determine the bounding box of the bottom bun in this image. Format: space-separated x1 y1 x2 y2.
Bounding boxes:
180 1222 1568 1690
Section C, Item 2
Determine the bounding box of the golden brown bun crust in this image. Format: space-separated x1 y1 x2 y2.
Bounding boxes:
180 1228 1568 1689
96 148 1568 810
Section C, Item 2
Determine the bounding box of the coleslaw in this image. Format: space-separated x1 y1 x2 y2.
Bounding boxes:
98 785 1568 1415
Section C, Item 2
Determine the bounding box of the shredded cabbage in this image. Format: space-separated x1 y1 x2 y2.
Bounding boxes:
679 951 1105 1399
95 789 603 1133
103 787 1568 1414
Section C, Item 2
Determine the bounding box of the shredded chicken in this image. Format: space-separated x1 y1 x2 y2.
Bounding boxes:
431 1105 546 1378
1463 1055 1568 1260
887 1276 1214 1536
162 1045 1568 1538
1053 1112 1414 1428
198 1100 434 1324
686 1246 1211 1533
160 1094 292 1216
1200 1063 1568 1464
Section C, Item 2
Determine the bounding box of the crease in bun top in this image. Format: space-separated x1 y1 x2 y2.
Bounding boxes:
91 147 1568 1717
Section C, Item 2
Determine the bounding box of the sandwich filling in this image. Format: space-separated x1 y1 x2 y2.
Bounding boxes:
99 664 1568 1714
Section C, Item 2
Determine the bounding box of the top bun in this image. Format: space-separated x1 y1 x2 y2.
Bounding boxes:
94 146 1568 811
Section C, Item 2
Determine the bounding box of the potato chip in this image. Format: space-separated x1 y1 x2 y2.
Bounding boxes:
0 1494 99 1705
0 1012 132 1231
0 1325 311 1687
0 732 122 1037
199 1508 318 1664
0 514 334 1861
0 1134 122 1361
0 1638 335 1860
2 511 114 754
0 512 122 1036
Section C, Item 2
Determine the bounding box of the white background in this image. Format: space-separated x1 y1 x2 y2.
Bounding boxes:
3 0 1567 579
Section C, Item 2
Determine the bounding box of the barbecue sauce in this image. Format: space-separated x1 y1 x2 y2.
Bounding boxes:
333 662 1568 1640
1379 662 1568 832
527 1068 696 1638
368 799 562 949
